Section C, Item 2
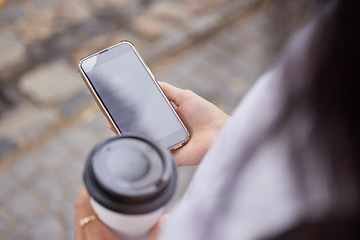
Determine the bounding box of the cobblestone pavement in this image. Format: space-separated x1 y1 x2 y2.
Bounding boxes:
0 0 316 239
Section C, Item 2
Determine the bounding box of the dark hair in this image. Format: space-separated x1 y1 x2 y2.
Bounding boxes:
282 0 359 211
200 1 359 239
272 0 360 238
203 0 359 239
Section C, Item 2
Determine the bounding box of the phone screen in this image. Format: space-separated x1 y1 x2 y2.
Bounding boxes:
80 42 188 149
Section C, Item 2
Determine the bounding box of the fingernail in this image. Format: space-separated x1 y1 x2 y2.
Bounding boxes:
159 214 170 229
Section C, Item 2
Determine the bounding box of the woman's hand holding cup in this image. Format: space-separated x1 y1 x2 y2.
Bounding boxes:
74 187 165 240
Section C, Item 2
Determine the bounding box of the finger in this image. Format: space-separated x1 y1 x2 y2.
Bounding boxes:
74 187 118 240
105 121 117 134
172 142 199 166
84 220 119 240
75 187 93 214
74 187 94 240
171 132 208 166
74 213 85 240
74 188 96 223
147 214 170 240
158 81 189 106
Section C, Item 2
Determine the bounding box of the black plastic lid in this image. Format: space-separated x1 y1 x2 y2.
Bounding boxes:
84 134 177 215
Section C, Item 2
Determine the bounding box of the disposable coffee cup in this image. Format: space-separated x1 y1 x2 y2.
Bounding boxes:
84 134 177 240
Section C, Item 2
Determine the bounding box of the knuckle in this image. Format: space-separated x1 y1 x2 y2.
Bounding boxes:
183 89 194 97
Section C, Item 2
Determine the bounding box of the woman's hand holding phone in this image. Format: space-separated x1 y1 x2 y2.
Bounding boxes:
107 82 230 166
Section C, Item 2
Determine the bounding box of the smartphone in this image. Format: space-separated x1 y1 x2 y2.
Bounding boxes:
78 41 189 150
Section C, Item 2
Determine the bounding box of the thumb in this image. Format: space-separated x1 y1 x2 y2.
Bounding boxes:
158 82 189 107
147 214 170 240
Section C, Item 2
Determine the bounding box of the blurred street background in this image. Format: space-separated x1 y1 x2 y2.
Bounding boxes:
0 0 318 239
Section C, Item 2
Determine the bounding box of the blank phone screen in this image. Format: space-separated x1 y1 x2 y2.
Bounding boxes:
81 42 187 148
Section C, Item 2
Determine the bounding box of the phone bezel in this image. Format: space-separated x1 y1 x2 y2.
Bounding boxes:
78 41 190 150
